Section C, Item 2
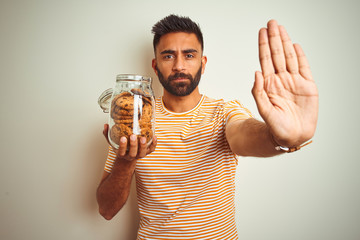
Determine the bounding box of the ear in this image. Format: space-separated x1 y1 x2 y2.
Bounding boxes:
201 56 207 74
152 58 158 75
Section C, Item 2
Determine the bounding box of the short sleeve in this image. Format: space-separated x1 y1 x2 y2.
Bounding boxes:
223 100 253 125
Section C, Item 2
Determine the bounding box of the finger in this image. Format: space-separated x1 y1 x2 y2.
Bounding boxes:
128 134 138 158
117 136 127 157
279 25 298 73
137 137 148 158
147 136 157 154
252 71 272 119
259 28 275 77
294 44 313 81
267 20 286 73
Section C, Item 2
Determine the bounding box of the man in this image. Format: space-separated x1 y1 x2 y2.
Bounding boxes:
97 15 318 239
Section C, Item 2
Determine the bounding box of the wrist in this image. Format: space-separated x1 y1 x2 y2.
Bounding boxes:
113 155 137 171
270 134 313 153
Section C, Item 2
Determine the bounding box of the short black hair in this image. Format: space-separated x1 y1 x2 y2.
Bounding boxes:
151 14 204 52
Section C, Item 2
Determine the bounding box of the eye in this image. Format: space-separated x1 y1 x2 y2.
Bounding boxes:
186 54 194 58
163 55 174 60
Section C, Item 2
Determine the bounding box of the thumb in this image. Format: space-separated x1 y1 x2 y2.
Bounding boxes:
252 71 272 119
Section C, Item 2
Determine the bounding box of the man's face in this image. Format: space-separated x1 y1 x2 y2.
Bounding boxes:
152 32 207 96
155 64 202 96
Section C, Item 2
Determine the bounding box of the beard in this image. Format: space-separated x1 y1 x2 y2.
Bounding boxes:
156 64 202 96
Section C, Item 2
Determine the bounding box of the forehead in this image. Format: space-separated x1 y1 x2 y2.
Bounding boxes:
156 32 202 53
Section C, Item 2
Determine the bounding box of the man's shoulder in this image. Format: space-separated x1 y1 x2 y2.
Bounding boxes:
203 95 253 117
203 95 224 104
203 95 242 107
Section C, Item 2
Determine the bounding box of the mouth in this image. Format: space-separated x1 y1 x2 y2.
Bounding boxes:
171 75 191 82
169 73 192 82
173 77 189 81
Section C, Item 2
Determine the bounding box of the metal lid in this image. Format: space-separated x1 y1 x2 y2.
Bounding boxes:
116 74 151 82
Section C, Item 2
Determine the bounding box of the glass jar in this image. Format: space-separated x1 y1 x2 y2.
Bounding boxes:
98 74 155 149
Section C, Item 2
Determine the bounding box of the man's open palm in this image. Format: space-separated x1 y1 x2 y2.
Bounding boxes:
252 20 319 147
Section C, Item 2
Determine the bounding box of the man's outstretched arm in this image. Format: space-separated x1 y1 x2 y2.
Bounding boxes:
226 20 318 156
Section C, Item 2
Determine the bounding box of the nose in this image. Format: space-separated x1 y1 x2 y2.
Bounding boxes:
172 56 185 72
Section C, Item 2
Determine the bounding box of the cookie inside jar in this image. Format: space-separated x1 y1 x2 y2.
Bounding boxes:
109 88 154 148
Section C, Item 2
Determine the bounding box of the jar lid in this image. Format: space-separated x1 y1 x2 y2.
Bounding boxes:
116 74 151 82
98 88 113 113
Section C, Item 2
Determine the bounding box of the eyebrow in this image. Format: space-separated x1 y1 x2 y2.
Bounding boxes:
160 49 198 55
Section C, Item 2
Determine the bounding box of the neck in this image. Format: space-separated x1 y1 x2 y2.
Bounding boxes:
162 88 202 113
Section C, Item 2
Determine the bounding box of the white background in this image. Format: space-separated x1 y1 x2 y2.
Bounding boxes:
1 0 359 239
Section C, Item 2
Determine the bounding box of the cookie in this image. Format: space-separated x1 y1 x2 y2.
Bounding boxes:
111 92 132 104
111 95 134 110
142 96 152 106
119 91 132 97
140 126 153 142
111 109 134 120
141 103 152 118
111 96 135 120
116 109 134 117
114 118 135 125
110 124 133 145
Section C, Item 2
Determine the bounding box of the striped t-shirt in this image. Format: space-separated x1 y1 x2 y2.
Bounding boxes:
105 95 252 240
